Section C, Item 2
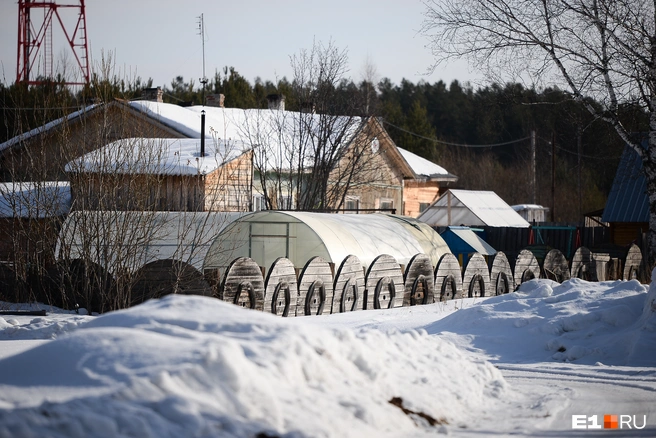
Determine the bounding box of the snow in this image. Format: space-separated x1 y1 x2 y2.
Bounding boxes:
397 147 454 179
0 182 71 218
0 275 655 437
65 138 249 176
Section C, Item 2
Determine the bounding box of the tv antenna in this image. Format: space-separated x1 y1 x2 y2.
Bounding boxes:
197 13 207 105
16 0 90 85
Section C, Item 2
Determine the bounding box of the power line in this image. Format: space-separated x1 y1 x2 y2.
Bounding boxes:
383 120 530 148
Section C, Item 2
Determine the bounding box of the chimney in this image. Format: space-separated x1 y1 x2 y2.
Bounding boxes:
300 101 316 114
267 93 285 111
206 93 225 108
200 110 206 157
142 87 163 103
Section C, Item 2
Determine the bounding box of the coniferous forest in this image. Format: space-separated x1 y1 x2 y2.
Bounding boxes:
2 66 645 223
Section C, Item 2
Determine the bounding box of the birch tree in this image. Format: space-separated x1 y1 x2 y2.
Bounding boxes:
422 0 656 263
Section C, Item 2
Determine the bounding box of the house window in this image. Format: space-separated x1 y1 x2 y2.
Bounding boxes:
278 195 295 210
252 194 267 211
379 198 394 212
345 196 360 213
419 202 430 213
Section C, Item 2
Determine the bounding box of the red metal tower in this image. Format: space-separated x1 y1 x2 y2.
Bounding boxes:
16 0 90 85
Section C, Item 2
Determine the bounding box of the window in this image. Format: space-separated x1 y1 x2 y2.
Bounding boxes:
252 194 267 211
419 202 430 213
379 198 394 212
345 196 360 213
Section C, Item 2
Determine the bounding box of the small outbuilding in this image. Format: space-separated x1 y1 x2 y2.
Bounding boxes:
439 226 497 266
417 189 531 228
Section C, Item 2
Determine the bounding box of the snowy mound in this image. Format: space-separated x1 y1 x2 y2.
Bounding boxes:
0 295 506 437
426 277 654 366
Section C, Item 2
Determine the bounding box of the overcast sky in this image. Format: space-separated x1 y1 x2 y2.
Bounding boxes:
0 0 482 89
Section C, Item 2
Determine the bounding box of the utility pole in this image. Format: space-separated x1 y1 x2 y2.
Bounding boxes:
531 130 536 205
551 131 556 222
197 13 208 106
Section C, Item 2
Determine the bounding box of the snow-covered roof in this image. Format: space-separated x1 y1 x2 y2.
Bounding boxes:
511 204 548 211
0 182 71 218
65 138 249 176
397 147 457 181
0 105 98 153
129 101 364 171
417 189 531 228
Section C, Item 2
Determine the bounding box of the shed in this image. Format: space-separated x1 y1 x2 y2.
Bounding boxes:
511 204 549 223
601 142 649 246
417 189 530 228
439 226 497 266
203 211 451 274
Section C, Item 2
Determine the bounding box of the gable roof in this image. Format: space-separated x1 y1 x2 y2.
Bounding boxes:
417 189 531 228
602 142 649 223
396 147 458 182
66 138 249 176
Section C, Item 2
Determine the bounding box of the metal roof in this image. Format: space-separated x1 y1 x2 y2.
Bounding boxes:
602 143 649 223
440 226 497 256
417 189 531 228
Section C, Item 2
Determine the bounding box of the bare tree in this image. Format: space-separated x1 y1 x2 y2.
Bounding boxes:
421 0 656 263
245 40 386 212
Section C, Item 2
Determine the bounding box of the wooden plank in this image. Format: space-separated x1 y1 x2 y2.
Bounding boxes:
297 256 334 316
332 255 366 313
489 251 514 295
219 257 265 311
570 246 597 281
515 249 541 285
543 249 571 283
402 253 435 306
263 257 298 317
462 253 491 298
364 254 404 310
434 253 463 301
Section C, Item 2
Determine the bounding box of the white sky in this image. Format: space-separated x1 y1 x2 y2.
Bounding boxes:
0 0 482 89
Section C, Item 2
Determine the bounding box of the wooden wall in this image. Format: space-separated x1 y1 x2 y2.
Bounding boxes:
403 180 440 218
204 152 253 212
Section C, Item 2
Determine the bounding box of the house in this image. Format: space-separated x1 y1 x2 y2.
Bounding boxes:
1 88 457 216
601 142 649 246
417 189 531 228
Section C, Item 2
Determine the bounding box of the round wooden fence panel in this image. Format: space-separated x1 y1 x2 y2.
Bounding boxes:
515 249 541 285
219 257 265 311
623 244 642 281
490 252 514 295
364 254 403 310
462 253 491 298
297 256 334 316
434 253 463 301
570 247 597 281
264 257 298 317
332 255 365 313
543 249 571 283
403 253 435 306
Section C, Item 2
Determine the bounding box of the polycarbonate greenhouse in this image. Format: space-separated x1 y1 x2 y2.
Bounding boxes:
203 211 451 273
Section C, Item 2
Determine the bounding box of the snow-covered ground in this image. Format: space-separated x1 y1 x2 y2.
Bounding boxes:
0 274 655 437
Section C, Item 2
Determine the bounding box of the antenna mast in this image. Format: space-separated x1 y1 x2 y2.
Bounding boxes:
197 13 207 105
